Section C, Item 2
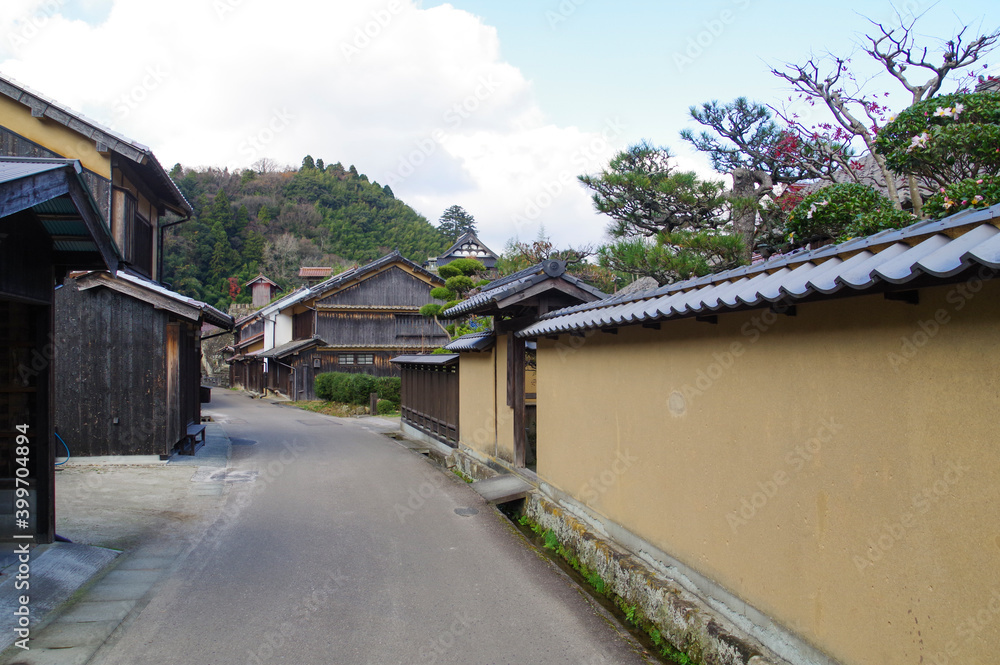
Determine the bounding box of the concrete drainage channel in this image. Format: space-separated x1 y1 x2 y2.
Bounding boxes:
494 498 687 665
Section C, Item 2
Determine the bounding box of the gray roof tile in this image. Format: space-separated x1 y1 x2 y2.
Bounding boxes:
517 203 1000 339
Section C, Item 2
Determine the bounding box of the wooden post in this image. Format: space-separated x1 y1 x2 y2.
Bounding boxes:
509 334 526 468
370 391 378 415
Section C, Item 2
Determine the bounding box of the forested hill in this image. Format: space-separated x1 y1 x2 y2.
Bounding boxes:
162 158 450 310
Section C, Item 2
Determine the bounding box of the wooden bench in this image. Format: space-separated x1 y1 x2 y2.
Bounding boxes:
181 423 207 455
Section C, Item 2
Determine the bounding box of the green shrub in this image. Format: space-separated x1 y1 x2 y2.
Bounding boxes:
875 91 1000 186
420 303 444 318
787 183 913 243
374 376 401 404
376 399 396 415
329 373 353 403
444 275 474 293
346 372 377 405
438 258 485 278
429 286 454 301
315 371 388 406
314 372 335 401
924 175 1000 218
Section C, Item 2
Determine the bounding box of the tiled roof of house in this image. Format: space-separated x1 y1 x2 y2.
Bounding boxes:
438 231 499 260
299 267 333 278
442 330 495 352
390 353 459 366
517 203 1000 338
443 260 606 318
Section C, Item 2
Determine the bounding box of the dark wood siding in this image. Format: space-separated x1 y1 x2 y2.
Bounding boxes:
293 310 314 340
0 212 52 304
317 311 447 349
317 312 396 346
237 318 263 344
317 266 436 307
400 363 459 446
53 280 200 457
0 298 54 541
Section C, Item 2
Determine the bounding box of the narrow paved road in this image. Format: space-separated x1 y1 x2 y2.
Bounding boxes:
91 391 652 665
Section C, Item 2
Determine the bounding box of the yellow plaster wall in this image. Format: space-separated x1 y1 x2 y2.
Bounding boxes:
0 95 111 178
457 344 516 463
536 279 1000 665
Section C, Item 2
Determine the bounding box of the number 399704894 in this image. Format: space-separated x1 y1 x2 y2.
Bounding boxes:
14 424 31 524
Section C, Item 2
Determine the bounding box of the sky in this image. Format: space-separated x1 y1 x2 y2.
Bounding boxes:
0 0 995 253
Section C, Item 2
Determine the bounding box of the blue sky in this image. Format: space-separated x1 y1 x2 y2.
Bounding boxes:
0 0 995 251
430 0 997 154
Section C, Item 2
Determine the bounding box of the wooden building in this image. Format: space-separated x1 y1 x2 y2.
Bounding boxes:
54 272 231 457
245 274 281 308
400 261 605 454
230 252 449 399
426 231 499 271
0 157 119 543
0 74 233 462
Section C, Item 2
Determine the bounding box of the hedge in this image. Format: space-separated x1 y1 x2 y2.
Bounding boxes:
314 371 401 407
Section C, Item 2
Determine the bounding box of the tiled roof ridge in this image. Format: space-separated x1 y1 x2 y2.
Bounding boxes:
518 203 1000 337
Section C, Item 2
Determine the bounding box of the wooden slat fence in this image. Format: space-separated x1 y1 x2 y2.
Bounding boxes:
399 361 459 446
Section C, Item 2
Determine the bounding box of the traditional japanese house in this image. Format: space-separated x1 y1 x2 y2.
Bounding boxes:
426 231 499 272
0 74 233 461
54 272 231 457
230 252 449 399
0 157 119 542
399 260 605 455
245 274 281 307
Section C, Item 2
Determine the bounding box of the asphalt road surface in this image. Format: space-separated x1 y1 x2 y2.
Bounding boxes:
90 391 653 665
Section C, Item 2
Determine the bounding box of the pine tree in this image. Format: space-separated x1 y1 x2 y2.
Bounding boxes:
437 205 477 242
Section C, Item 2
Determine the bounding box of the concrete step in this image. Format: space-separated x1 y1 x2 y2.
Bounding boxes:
470 475 534 504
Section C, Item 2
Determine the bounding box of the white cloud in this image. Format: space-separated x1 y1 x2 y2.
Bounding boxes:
0 0 628 249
